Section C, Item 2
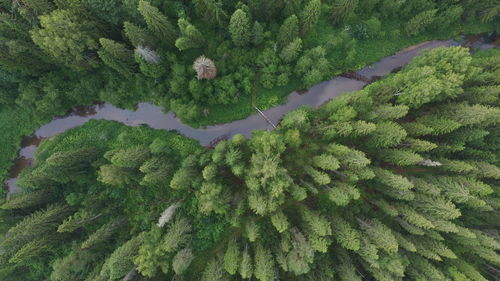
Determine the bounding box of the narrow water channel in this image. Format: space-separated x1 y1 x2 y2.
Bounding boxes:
4 35 497 196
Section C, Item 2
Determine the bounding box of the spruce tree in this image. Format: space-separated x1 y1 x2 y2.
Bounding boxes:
252 21 264 46
277 15 299 48
30 9 101 70
175 18 205 51
229 9 251 47
301 0 321 35
98 38 137 77
137 0 177 47
123 21 156 47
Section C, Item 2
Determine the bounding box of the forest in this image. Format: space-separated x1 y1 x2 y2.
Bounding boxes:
0 0 498 181
0 0 499 280
0 44 499 280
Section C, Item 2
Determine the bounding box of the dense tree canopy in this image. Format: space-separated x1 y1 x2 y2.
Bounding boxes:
0 0 496 125
0 46 498 280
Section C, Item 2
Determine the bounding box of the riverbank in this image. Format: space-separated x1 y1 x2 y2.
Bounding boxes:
3 35 497 197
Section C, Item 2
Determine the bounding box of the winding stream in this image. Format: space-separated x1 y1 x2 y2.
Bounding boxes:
4 35 497 195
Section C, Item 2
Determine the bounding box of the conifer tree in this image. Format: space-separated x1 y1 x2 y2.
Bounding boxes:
301 0 321 35
223 238 240 274
14 0 54 25
138 0 177 46
30 9 101 70
239 246 253 278
280 38 302 63
101 235 143 280
331 0 358 25
1 189 53 210
193 0 228 27
252 21 264 46
175 18 205 51
277 15 299 48
172 248 194 275
123 21 156 47
254 243 275 281
229 9 251 47
98 38 136 77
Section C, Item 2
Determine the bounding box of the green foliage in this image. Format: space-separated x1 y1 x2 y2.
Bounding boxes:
175 18 205 51
138 0 176 46
101 235 143 280
223 238 240 274
0 2 498 281
98 38 136 77
331 0 358 25
277 15 299 48
405 9 438 36
50 248 97 281
295 46 331 88
280 38 302 63
301 0 321 35
172 247 194 275
1 189 54 210
229 9 251 47
30 9 101 70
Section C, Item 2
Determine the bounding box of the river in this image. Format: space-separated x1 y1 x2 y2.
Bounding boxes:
4 35 497 196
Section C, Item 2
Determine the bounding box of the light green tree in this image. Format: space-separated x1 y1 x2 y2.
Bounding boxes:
30 9 101 70
277 15 299 48
229 9 251 47
301 0 321 34
175 18 205 51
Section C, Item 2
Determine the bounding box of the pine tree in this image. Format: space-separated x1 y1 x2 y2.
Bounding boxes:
378 149 423 166
229 9 251 47
161 218 191 253
405 9 437 36
172 248 194 275
239 245 253 278
201 255 229 281
57 209 102 233
1 204 72 257
123 21 156 47
331 0 358 25
50 248 98 281
331 215 360 251
253 21 264 46
30 9 101 70
81 219 125 249
245 218 260 242
301 0 321 35
277 15 299 48
99 165 137 186
101 235 143 280
254 243 275 281
109 145 150 168
175 18 205 51
271 210 289 233
223 238 240 274
1 189 53 210
98 38 136 77
280 38 302 63
193 0 228 27
138 0 177 46
14 0 54 25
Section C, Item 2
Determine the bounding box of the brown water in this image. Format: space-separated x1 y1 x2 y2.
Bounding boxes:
4 35 497 195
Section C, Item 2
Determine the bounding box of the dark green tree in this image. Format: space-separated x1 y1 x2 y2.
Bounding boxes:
138 0 177 46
